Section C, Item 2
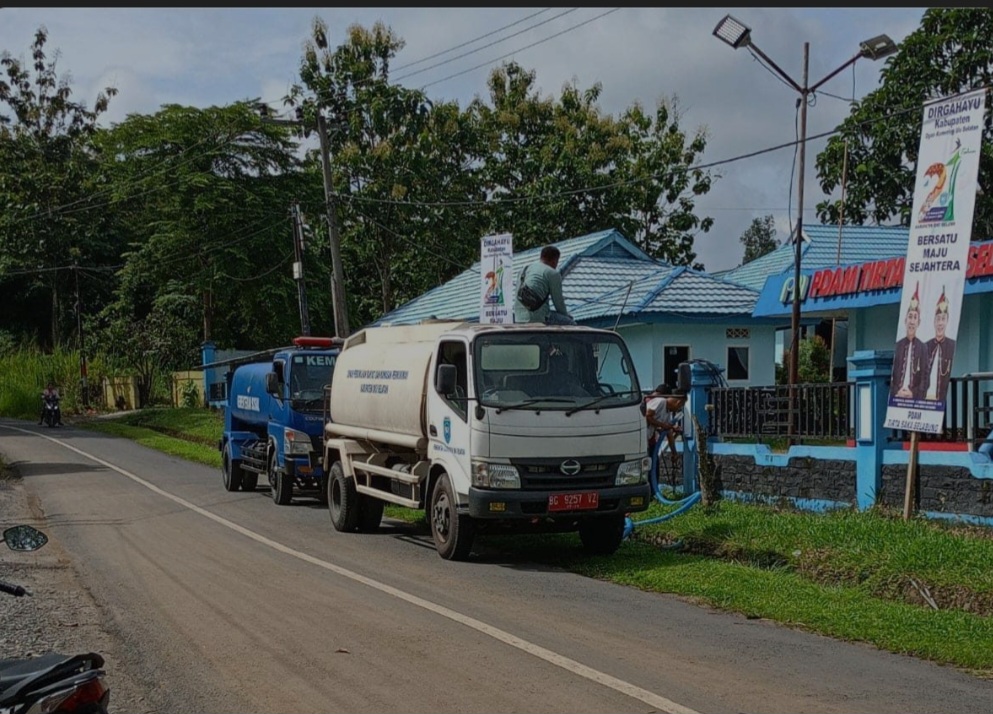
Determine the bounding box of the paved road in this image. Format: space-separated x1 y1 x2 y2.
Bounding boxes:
2 419 992 714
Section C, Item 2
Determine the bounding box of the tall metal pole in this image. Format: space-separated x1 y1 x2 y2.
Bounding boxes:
829 138 850 382
316 112 350 339
788 42 810 442
290 202 312 336
73 263 89 410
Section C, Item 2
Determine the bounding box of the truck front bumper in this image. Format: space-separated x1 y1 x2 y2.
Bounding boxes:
284 453 325 482
467 484 651 519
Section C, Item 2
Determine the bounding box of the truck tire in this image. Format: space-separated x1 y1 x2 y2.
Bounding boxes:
317 474 329 506
221 442 244 492
241 472 259 492
430 473 475 561
357 496 384 533
269 450 293 506
578 515 625 556
328 461 359 532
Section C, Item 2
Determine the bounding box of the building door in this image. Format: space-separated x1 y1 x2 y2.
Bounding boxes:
663 345 690 391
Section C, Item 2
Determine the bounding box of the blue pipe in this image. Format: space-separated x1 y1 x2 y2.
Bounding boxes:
623 436 701 539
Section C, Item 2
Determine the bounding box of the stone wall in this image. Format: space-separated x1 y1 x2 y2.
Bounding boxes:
880 465 993 518
712 454 856 505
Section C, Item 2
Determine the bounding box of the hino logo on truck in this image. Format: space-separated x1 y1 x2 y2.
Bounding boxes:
237 395 260 412
560 459 582 476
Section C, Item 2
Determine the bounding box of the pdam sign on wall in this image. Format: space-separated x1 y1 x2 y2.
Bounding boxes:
885 88 986 435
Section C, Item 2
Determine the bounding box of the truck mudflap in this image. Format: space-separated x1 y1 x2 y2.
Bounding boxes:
467 484 651 519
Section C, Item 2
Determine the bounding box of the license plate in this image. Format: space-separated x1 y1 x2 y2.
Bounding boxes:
548 491 599 512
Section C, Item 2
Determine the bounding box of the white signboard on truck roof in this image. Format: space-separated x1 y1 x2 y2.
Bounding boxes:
480 233 513 325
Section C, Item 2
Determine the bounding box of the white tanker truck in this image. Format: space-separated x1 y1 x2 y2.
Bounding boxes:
322 321 651 560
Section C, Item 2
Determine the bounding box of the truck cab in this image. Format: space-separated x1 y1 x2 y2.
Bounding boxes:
218 336 341 505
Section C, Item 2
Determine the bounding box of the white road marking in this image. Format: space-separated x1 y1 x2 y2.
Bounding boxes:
2 424 700 714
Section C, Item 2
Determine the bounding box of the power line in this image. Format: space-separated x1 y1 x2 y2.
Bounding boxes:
394 8 581 83
392 8 554 72
332 89 939 211
419 8 622 90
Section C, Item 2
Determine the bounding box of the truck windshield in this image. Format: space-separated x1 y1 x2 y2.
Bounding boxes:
289 353 336 401
473 332 641 411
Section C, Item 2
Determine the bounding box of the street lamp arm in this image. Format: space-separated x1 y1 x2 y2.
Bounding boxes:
809 52 862 94
747 42 803 94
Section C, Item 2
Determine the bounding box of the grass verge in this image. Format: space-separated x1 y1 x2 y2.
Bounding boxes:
74 407 993 676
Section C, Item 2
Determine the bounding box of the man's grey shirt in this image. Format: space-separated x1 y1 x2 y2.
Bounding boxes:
513 260 570 323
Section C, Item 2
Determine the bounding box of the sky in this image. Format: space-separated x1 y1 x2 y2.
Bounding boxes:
0 7 928 273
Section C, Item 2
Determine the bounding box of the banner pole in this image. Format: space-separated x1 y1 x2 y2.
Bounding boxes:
903 430 920 520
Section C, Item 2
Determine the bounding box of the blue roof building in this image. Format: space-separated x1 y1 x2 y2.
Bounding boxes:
376 228 779 390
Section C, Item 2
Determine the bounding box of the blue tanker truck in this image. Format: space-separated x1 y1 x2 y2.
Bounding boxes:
214 336 342 505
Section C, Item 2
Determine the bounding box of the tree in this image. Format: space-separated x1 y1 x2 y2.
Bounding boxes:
779 335 831 384
474 64 715 266
814 8 993 237
93 102 309 350
0 26 118 347
739 215 779 264
288 18 489 324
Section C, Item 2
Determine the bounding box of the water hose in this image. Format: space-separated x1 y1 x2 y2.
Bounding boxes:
623 437 701 539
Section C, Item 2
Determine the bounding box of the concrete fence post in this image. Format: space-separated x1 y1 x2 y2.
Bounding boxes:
847 349 894 510
683 361 725 495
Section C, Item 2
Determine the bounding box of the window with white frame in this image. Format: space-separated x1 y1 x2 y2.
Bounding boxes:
726 346 749 381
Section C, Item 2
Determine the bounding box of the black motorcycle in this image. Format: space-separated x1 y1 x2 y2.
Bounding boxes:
41 394 62 428
0 525 111 714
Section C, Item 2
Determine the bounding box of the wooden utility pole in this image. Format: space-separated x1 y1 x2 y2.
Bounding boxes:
259 105 350 338
73 263 89 409
290 202 311 336
316 112 350 338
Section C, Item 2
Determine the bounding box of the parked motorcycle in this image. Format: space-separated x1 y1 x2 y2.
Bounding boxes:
41 395 62 428
0 525 111 714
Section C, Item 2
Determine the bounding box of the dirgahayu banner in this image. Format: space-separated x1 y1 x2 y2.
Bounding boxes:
885 88 987 435
480 233 513 325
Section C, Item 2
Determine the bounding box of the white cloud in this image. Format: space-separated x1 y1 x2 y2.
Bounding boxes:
0 6 926 271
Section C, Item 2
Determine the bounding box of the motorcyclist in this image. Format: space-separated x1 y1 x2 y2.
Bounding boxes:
39 381 63 426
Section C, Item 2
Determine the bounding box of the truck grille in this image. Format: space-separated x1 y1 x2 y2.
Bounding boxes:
508 455 621 490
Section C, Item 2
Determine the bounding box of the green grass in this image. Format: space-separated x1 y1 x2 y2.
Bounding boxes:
80 412 222 469
74 407 993 676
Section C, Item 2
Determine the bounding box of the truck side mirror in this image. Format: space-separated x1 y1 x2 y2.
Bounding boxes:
265 371 280 396
437 364 457 396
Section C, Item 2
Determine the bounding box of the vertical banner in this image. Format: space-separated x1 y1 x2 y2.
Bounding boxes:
885 88 987 434
480 233 513 325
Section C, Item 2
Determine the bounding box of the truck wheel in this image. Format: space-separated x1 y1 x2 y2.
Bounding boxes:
269 451 293 506
317 475 330 506
578 515 625 556
357 496 384 533
328 461 359 532
221 443 244 492
430 473 475 561
241 472 259 492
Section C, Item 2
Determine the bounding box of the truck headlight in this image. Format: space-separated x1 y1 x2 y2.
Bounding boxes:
284 429 313 455
472 461 520 489
615 457 649 486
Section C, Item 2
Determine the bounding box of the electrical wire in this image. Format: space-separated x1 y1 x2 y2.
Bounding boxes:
746 47 797 93
393 9 580 83
419 8 622 90
391 8 554 72
330 82 951 212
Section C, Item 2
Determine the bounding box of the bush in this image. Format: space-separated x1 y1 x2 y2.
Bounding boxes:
180 380 201 409
0 347 112 418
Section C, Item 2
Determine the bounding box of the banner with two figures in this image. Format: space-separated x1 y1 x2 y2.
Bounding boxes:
885 88 987 434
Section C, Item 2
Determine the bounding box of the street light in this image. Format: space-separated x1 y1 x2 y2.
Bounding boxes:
713 14 897 436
